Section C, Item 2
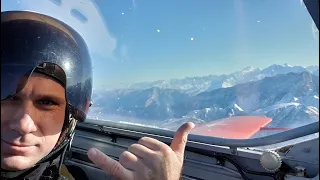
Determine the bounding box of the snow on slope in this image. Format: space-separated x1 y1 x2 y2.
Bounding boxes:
107 64 319 96
88 71 319 134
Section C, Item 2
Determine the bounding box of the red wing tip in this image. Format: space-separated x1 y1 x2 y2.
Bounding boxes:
191 116 273 139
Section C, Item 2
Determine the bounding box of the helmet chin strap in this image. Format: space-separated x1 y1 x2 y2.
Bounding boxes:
34 107 73 165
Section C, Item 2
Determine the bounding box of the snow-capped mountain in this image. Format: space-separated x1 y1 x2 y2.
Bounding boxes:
306 65 319 73
88 71 319 131
192 71 318 111
251 103 318 128
89 87 190 120
116 64 318 95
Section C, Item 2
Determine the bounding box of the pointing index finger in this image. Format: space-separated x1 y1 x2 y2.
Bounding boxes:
87 148 133 180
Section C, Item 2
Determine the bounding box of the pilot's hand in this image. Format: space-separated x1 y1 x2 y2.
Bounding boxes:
87 122 195 180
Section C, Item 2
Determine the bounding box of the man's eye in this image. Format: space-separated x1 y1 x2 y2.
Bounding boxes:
8 96 19 101
1 96 19 105
38 100 57 105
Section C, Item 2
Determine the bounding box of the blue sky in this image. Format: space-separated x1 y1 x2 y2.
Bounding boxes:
2 0 319 89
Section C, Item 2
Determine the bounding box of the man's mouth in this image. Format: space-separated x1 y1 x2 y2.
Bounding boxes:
1 139 35 154
1 139 33 147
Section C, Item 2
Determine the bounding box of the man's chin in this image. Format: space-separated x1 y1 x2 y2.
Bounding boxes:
1 155 40 171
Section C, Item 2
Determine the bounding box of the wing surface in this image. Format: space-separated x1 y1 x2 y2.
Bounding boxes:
191 116 272 139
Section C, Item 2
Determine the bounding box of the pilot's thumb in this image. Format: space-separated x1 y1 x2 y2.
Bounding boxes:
170 122 195 162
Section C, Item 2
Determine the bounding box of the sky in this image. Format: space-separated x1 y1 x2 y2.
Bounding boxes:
2 0 319 90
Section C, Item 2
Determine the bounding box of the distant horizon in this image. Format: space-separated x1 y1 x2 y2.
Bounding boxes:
94 63 319 90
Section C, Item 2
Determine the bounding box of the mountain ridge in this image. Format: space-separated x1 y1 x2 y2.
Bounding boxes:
101 64 319 96
89 70 319 130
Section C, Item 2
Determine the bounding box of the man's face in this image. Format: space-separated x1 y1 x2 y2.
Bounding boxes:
1 73 66 170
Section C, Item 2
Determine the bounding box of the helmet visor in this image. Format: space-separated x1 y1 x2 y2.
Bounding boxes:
1 64 36 100
1 11 93 121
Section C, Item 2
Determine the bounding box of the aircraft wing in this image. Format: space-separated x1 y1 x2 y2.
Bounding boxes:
191 116 272 139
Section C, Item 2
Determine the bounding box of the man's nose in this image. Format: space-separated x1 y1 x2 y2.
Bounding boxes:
9 108 38 135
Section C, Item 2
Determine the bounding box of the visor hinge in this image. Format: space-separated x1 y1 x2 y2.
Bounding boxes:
43 63 56 76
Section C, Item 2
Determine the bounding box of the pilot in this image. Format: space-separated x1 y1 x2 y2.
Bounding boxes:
1 11 194 180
